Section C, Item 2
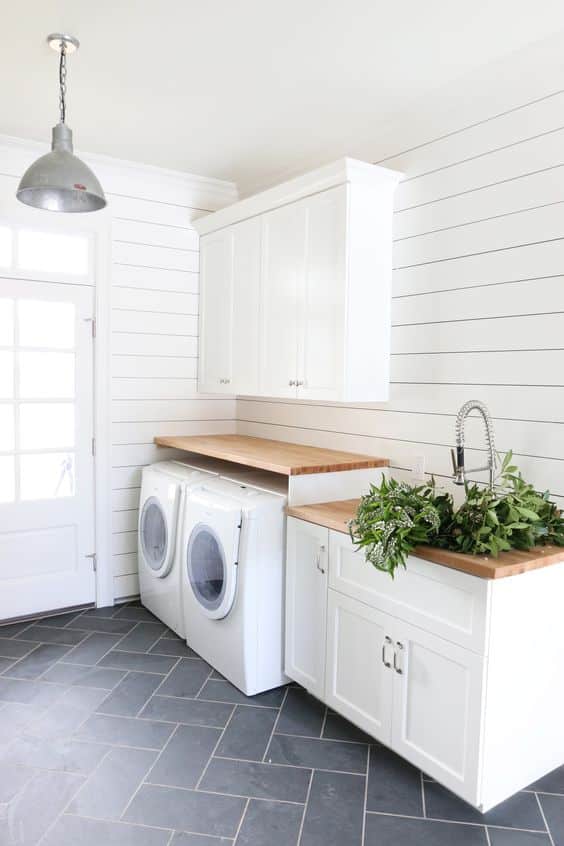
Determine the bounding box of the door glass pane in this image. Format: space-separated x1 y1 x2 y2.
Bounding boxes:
19 452 75 500
187 526 226 611
18 300 75 350
0 299 14 345
140 498 168 571
0 405 15 451
17 230 89 276
19 352 74 399
0 456 15 502
20 403 75 450
0 226 11 268
0 352 14 398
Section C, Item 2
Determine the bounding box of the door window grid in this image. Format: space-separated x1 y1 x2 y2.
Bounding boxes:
0 296 76 503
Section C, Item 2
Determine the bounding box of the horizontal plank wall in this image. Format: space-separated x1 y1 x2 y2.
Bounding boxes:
237 88 564 508
108 179 237 600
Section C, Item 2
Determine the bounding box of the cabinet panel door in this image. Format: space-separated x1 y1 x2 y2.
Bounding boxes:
259 204 304 397
391 621 484 805
199 230 233 394
298 185 347 401
325 589 393 745
231 218 261 395
285 517 328 698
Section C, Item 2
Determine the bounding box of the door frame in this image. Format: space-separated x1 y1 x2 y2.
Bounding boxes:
0 202 113 610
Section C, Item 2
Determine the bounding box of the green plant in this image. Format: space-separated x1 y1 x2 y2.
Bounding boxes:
350 452 564 577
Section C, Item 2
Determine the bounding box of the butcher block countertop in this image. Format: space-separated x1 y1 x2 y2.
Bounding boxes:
286 498 564 579
154 434 389 476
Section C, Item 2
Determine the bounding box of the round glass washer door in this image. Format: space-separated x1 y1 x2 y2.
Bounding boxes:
186 523 237 620
139 496 172 578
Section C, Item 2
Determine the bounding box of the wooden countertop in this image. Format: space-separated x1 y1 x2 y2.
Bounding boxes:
286 499 564 579
154 434 389 476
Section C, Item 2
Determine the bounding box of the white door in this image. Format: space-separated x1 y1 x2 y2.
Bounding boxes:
198 230 233 394
325 589 394 744
285 517 328 698
391 620 484 805
298 186 346 401
259 203 305 397
231 218 261 395
0 279 95 620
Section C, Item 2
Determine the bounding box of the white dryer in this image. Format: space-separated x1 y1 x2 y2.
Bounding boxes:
138 461 216 637
180 477 288 695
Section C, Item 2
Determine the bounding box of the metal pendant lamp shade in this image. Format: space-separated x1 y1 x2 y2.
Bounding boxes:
16 34 106 213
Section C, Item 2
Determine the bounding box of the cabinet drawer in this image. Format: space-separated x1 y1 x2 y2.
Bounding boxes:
329 531 489 654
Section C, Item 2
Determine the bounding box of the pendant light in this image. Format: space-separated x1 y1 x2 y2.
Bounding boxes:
17 34 106 213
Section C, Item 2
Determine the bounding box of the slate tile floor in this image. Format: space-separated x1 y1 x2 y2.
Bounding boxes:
0 603 562 845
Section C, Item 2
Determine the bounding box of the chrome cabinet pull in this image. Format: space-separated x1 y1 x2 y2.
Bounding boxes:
394 641 404 674
288 379 296 386
315 544 326 574
382 635 392 668
296 380 304 386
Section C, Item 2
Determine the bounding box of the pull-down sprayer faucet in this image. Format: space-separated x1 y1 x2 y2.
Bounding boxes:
451 400 497 490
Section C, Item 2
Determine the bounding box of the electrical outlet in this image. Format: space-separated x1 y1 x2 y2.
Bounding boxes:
412 454 426 481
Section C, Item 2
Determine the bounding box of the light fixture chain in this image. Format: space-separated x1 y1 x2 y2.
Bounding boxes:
59 41 67 124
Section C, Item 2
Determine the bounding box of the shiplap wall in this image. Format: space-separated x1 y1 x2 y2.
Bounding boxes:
109 193 237 600
237 90 564 506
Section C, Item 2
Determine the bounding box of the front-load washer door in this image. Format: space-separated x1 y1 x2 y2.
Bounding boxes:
186 506 241 620
139 495 173 578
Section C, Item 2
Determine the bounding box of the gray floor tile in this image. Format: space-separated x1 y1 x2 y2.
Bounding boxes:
26 702 98 739
170 833 233 846
157 658 211 697
124 783 246 838
0 621 35 637
365 813 488 845
529 764 564 794
0 762 35 802
36 611 84 627
0 638 39 659
115 622 166 652
236 798 303 846
56 685 109 710
98 650 177 674
0 657 14 673
538 793 564 845
216 705 277 761
14 624 87 646
276 687 325 737
267 733 367 774
67 746 157 819
76 712 175 749
366 743 423 816
0 703 44 746
140 694 234 727
425 782 546 830
41 814 171 846
0 677 66 707
79 606 119 620
488 829 552 845
300 770 365 846
1 735 109 774
61 632 122 665
150 638 198 657
67 616 137 634
198 678 285 708
42 663 126 688
115 605 161 622
97 671 163 716
3 643 71 679
200 757 311 802
147 724 222 788
323 712 372 743
2 769 84 846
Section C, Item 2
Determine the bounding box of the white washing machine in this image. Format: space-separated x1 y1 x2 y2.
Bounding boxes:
138 461 217 637
180 476 288 695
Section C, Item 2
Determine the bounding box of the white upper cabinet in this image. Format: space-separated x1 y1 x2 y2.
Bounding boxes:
195 158 402 401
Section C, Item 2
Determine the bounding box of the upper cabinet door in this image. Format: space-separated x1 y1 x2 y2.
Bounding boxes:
259 203 305 397
198 230 233 394
231 218 261 395
297 186 347 401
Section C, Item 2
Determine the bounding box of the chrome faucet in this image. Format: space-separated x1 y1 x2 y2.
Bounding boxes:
451 400 497 490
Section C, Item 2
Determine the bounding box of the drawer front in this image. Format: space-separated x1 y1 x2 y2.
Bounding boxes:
328 531 489 654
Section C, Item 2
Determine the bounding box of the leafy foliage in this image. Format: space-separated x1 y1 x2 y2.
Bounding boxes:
349 452 564 577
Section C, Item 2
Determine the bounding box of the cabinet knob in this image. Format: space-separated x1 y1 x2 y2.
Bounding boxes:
382 635 392 669
394 641 404 675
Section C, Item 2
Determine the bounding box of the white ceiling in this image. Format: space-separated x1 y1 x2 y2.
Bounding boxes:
2 1 564 194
